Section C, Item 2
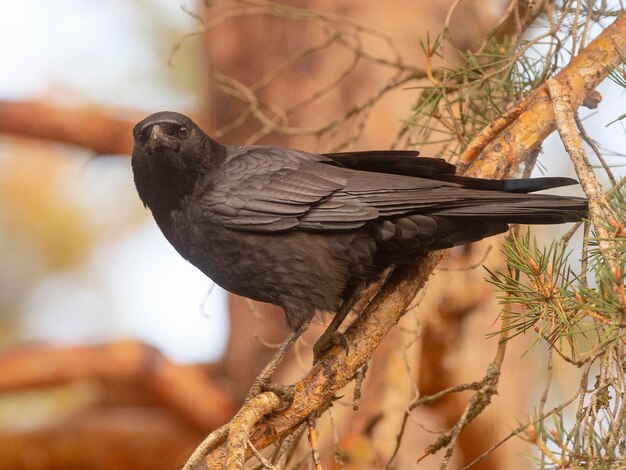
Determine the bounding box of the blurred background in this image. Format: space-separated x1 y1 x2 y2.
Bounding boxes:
0 1 624 469
0 0 226 364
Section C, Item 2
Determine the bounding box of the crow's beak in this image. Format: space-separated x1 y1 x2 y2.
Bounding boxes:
148 125 179 152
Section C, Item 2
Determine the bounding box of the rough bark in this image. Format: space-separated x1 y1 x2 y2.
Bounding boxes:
460 13 626 176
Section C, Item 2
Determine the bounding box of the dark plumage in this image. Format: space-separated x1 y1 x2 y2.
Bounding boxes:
131 111 588 333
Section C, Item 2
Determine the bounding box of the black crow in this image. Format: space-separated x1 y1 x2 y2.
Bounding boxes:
131 111 587 391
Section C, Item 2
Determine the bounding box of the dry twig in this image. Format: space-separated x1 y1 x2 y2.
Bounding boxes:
546 78 619 268
306 413 323 470
226 392 283 469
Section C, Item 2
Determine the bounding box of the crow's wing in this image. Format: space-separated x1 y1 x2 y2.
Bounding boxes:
202 146 448 232
202 146 585 233
322 150 457 178
202 146 375 231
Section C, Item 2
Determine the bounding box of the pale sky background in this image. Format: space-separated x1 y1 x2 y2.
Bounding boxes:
0 1 623 364
0 0 228 363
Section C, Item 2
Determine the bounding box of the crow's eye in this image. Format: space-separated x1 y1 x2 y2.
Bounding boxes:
137 133 147 145
177 126 189 138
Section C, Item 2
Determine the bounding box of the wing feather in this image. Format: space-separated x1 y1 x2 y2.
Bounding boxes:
201 146 585 233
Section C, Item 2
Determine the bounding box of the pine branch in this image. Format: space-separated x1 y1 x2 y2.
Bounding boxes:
460 13 626 176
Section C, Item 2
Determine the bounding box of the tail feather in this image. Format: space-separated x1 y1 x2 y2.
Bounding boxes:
323 150 588 252
323 152 458 178
437 175 580 193
430 195 588 224
417 194 588 250
323 151 580 193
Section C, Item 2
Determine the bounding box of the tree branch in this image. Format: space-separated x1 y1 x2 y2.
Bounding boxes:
0 340 235 430
459 13 626 176
547 78 619 268
0 101 209 155
0 101 139 154
200 256 442 469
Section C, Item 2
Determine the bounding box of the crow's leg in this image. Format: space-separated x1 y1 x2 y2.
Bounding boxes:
313 270 394 363
245 322 308 405
312 291 360 363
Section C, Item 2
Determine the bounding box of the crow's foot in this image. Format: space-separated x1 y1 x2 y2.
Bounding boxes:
313 330 350 363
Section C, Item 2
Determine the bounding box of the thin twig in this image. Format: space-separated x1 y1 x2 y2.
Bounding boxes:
247 439 279 470
227 392 282 469
385 381 485 469
277 423 308 468
437 368 501 469
328 409 345 470
547 78 618 270
460 361 593 470
352 363 368 411
307 413 323 470
183 424 231 470
574 112 618 185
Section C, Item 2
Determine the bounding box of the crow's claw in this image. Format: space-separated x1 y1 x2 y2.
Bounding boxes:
259 383 295 413
313 331 350 363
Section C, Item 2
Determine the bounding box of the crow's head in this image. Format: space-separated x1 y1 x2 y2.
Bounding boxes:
133 111 205 160
131 112 224 215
